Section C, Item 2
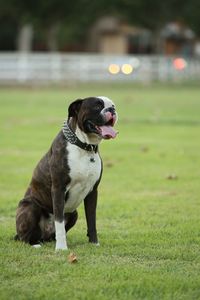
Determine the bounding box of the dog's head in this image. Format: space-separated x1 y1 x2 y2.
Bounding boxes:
68 96 118 140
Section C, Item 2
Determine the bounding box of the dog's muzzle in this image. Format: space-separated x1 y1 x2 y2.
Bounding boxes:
96 107 118 139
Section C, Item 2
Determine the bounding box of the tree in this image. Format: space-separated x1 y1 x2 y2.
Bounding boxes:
0 0 200 51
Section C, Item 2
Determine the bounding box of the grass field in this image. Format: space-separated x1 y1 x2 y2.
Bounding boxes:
0 83 200 300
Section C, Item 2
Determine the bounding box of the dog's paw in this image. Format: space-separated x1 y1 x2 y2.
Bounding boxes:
55 240 68 251
55 244 68 251
89 241 100 247
55 246 68 251
32 244 42 249
94 242 100 247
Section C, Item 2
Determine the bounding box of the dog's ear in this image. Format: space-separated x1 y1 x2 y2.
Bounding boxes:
68 99 83 120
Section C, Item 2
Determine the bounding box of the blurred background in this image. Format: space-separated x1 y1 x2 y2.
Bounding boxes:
0 0 200 84
1 2 200 298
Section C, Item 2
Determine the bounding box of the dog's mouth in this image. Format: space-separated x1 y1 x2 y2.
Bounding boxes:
84 110 118 139
85 120 118 139
95 117 118 139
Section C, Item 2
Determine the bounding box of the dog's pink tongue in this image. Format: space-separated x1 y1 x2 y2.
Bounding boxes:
100 126 117 139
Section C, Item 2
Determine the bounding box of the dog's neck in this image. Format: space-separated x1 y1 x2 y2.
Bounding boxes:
68 117 102 145
63 119 100 153
75 126 101 146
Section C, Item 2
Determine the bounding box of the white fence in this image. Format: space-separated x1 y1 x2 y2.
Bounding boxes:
0 52 200 84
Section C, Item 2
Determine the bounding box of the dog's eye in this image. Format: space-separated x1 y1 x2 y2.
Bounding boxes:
94 105 102 111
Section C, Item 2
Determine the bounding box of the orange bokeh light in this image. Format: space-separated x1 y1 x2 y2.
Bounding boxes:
173 58 187 70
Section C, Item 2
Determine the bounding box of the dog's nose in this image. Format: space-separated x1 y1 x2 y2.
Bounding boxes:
104 111 113 122
104 106 116 115
110 106 116 115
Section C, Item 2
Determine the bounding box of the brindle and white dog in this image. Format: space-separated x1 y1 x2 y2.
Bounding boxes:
15 96 118 250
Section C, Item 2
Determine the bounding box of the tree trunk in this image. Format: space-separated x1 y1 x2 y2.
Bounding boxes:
17 24 33 52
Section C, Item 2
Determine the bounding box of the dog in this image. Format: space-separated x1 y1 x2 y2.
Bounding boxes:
15 96 118 250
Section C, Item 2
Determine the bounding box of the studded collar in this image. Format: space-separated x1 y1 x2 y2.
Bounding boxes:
62 121 98 153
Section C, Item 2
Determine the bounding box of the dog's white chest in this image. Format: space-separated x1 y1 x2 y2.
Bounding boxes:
65 143 101 212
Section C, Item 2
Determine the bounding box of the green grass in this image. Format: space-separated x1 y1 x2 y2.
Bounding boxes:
1 83 200 300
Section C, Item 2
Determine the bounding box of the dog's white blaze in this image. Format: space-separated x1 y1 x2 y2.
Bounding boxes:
97 96 114 108
55 220 68 250
98 96 118 124
65 143 101 213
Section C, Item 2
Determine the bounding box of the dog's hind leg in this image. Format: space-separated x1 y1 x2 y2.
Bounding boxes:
16 198 42 245
64 210 78 233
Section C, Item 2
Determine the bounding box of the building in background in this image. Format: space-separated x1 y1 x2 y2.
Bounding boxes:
87 16 152 55
0 15 197 56
160 21 195 56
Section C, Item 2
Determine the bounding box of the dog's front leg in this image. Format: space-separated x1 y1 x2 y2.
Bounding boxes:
52 187 67 250
84 188 99 245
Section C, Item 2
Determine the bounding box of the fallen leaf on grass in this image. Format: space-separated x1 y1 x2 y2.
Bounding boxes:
105 160 114 168
166 174 178 180
68 252 78 263
140 146 149 153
